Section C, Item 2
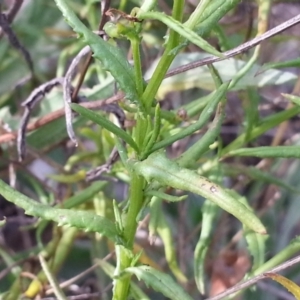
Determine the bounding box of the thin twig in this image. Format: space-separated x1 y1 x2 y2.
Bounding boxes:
0 12 33 72
22 77 64 108
0 0 24 38
0 92 124 145
64 46 90 145
6 0 23 22
17 107 31 161
17 77 64 161
165 14 300 78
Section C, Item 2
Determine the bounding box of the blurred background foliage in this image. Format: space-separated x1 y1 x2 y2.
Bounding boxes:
1 0 300 299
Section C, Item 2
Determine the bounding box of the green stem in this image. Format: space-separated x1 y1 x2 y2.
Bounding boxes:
113 173 145 299
141 0 184 110
125 174 145 247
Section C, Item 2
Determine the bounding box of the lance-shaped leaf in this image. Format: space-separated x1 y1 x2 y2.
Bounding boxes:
129 152 266 234
228 190 267 272
71 103 138 151
151 82 229 153
62 181 107 209
0 180 121 243
226 146 300 158
149 198 187 283
53 0 138 101
138 11 223 58
194 200 219 294
124 265 193 300
221 105 300 155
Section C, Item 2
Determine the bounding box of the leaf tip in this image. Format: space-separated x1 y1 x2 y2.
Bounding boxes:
257 228 268 235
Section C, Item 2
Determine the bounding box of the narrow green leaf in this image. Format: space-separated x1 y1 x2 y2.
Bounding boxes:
221 164 300 194
244 88 260 141
53 0 139 101
141 103 161 159
229 191 267 271
138 11 223 57
124 265 193 300
194 0 241 36
259 58 300 74
148 198 187 283
226 146 300 158
62 181 107 209
151 82 229 152
130 152 266 234
129 283 151 300
178 100 225 167
113 199 124 234
245 228 267 271
0 180 121 243
221 105 300 155
194 200 219 294
70 103 138 151
184 0 211 30
183 94 211 118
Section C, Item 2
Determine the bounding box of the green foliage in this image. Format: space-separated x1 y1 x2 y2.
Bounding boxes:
130 151 266 233
124 265 193 300
0 179 120 242
1 0 300 299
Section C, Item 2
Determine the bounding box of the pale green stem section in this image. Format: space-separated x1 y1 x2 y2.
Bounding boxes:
140 0 184 110
113 173 145 299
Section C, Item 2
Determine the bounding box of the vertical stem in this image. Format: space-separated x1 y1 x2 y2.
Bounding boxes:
113 173 145 299
113 0 184 297
141 0 185 110
124 173 145 247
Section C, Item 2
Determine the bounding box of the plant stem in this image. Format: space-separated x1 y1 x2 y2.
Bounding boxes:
124 173 145 247
113 173 145 299
140 0 184 110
